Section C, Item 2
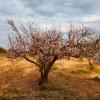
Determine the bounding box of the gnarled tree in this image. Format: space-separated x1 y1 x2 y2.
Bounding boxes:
8 20 70 85
68 25 100 69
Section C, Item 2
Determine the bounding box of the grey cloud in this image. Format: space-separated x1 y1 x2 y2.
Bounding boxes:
0 0 100 48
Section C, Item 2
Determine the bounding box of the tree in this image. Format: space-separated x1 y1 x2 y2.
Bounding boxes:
93 36 100 64
8 20 70 85
68 25 100 69
8 20 100 84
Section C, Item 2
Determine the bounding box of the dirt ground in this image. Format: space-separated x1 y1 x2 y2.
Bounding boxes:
0 56 100 100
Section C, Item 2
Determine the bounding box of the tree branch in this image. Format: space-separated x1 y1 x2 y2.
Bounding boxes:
24 56 39 66
45 55 58 73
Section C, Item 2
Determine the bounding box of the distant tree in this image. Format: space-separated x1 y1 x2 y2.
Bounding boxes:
0 47 7 54
93 38 100 64
8 20 70 85
68 25 100 69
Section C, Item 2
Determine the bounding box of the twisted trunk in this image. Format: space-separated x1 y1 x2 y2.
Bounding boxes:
39 70 49 85
39 55 58 85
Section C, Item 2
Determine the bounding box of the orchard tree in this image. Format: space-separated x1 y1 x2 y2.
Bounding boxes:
93 35 100 64
8 20 70 85
68 25 100 69
8 19 100 84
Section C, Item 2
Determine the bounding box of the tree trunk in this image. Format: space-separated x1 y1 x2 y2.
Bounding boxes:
79 56 83 61
39 55 58 85
89 62 94 70
39 70 49 85
88 59 94 70
67 56 70 60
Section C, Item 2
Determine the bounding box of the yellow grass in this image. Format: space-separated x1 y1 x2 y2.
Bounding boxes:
0 55 100 100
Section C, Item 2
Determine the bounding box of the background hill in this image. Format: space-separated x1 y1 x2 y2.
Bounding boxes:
0 47 7 54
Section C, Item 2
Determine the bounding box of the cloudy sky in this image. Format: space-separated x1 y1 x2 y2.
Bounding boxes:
0 0 100 48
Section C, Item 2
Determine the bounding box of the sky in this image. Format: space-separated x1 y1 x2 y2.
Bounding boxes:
0 0 100 48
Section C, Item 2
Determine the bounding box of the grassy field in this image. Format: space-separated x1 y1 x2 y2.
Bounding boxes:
0 54 100 100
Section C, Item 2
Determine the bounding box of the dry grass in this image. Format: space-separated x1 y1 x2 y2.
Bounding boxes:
0 55 100 100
